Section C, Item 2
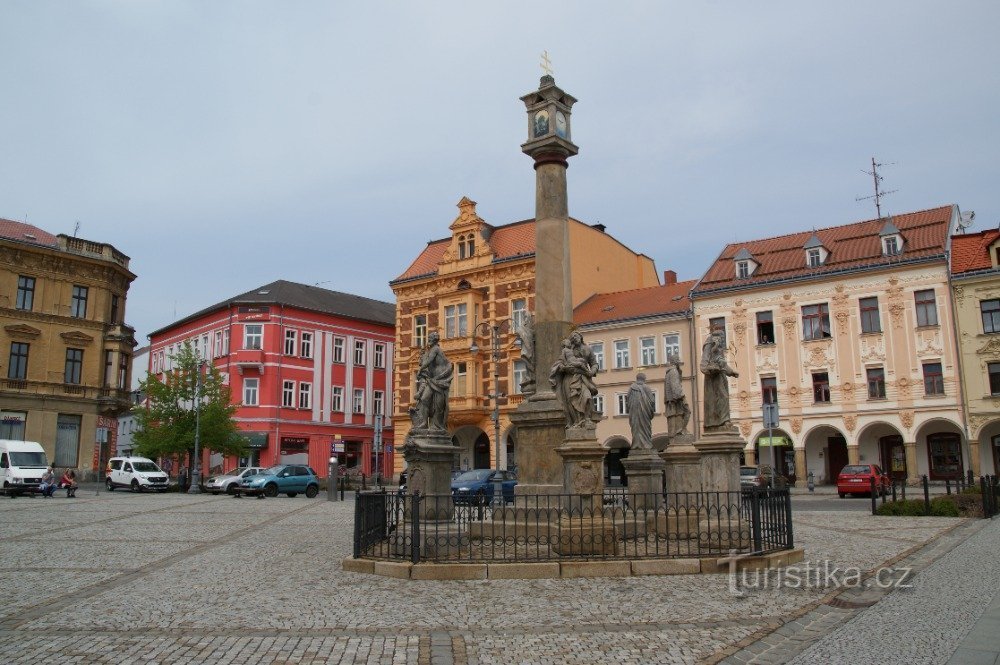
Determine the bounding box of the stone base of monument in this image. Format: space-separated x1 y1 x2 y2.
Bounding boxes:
694 429 746 495
549 517 618 556
621 449 665 511
662 433 702 504
401 429 456 522
509 394 566 499
556 424 606 515
647 510 702 539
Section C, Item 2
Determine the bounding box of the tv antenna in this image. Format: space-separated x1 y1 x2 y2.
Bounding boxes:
855 157 897 219
955 210 976 234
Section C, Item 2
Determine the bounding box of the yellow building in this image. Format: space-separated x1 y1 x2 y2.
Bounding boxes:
691 206 967 486
951 228 1000 476
389 197 658 475
1 219 136 479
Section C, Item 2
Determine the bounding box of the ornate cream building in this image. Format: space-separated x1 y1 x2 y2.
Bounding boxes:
389 197 659 475
574 274 697 485
1 219 136 478
691 205 967 486
950 228 1000 476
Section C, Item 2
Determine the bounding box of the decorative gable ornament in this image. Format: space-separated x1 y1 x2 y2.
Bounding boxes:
60 330 95 345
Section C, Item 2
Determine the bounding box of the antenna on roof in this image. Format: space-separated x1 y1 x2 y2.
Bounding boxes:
73 221 80 237
855 157 897 219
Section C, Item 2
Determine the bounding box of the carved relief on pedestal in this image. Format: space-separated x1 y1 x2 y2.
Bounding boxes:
900 410 914 430
843 414 857 433
571 463 600 494
790 418 803 435
739 420 752 437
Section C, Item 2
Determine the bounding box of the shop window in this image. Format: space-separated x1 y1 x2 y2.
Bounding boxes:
927 433 962 480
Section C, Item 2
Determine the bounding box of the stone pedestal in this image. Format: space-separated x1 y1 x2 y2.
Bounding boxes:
556 423 605 515
510 396 566 497
695 429 746 494
402 429 457 522
621 448 665 510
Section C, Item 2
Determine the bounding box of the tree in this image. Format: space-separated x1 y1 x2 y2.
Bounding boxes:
133 343 246 462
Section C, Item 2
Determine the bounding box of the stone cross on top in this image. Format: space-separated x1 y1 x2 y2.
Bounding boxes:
540 50 553 77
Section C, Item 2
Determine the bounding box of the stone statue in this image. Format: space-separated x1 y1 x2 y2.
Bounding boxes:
663 357 691 439
517 314 536 395
700 328 739 433
549 331 599 428
626 372 655 450
408 331 454 431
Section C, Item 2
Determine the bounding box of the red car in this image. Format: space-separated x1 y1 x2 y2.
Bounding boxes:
838 464 891 498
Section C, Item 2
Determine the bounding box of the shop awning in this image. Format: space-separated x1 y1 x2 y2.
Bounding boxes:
241 432 268 449
757 436 790 447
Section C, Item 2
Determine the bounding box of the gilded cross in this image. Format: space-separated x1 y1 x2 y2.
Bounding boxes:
540 50 553 76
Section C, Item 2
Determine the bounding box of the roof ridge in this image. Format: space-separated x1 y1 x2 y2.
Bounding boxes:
587 279 696 299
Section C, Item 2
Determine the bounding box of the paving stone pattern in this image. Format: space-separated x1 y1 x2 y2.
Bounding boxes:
0 490 969 664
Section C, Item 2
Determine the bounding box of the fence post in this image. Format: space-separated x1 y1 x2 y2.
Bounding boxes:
981 477 989 518
946 479 951 495
750 488 762 552
969 469 975 487
891 480 897 502
922 475 931 514
353 490 363 558
870 477 878 515
783 488 794 549
340 475 345 501
410 491 421 564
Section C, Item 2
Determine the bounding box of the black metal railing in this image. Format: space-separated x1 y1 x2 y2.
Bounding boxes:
352 488 793 564
876 474 1000 518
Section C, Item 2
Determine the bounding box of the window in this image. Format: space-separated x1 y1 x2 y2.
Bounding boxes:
0 410 26 440
867 367 886 399
331 386 344 412
298 383 312 409
64 348 83 384
663 334 680 361
104 350 114 386
458 235 467 259
639 337 656 366
444 303 467 338
614 340 630 369
353 388 365 414
923 362 944 395
282 380 295 407
802 303 831 340
807 249 822 267
71 285 88 318
214 331 223 357
736 261 750 279
333 337 345 363
414 315 427 349
883 236 900 256
761 376 777 404
7 343 29 380
284 330 297 355
118 354 129 389
202 334 209 359
989 363 1000 396
54 414 80 467
243 378 259 405
354 340 366 365
222 330 230 355
927 433 962 480
513 360 527 394
812 372 830 403
192 336 201 359
15 276 35 310
110 294 120 324
709 317 726 344
756 312 774 345
300 332 313 358
593 394 605 416
589 342 605 371
374 343 385 368
373 390 384 415
452 361 467 396
860 297 881 334
512 298 528 330
615 392 629 416
982 300 1000 334
915 290 938 327
244 324 263 350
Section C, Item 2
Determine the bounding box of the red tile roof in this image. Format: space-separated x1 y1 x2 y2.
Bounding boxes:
575 279 695 325
951 229 1000 275
693 205 955 295
0 219 59 248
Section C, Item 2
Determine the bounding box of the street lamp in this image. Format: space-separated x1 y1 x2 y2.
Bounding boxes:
188 359 206 494
470 319 522 507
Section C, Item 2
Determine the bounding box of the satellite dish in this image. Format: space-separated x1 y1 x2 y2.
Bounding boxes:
956 210 976 234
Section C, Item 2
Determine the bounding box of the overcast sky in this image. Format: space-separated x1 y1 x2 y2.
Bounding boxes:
3 1 998 344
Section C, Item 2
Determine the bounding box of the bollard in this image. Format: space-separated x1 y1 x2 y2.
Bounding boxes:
922 475 931 513
340 475 345 501
946 479 951 495
327 458 339 502
870 477 878 515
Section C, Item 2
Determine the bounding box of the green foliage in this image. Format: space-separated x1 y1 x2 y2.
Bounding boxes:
133 343 246 460
876 499 927 516
929 496 961 517
876 495 966 517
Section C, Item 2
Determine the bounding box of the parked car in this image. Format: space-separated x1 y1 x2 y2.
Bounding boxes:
236 464 320 498
451 469 517 505
740 465 787 490
837 464 891 498
204 467 264 495
106 456 170 492
0 440 49 496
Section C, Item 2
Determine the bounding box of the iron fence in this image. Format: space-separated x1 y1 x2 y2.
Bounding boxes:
874 474 1000 518
352 487 793 564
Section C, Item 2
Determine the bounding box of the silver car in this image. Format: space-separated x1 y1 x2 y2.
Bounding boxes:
204 467 264 495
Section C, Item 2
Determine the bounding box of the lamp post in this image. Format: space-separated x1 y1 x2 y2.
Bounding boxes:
470 319 522 506
188 359 206 494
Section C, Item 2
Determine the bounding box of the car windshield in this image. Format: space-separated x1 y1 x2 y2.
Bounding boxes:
739 467 758 476
454 470 492 482
263 465 284 476
229 468 250 476
132 462 160 472
841 465 871 475
9 452 48 467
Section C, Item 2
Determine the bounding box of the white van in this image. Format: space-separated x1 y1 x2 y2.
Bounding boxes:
106 456 170 492
0 440 50 495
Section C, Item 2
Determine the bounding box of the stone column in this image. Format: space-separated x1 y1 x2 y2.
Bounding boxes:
847 444 860 465
904 441 919 485
969 440 982 478
744 447 756 466
794 447 807 487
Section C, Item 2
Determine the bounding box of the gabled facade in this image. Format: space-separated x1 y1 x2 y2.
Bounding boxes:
148 280 395 479
691 205 966 486
951 228 1000 475
390 198 659 475
1 219 137 478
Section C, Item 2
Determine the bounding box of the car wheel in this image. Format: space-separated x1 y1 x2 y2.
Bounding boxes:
287 493 297 498
264 483 278 498
226 483 237 495
106 479 115 492
131 480 140 492
839 492 846 498
305 485 318 498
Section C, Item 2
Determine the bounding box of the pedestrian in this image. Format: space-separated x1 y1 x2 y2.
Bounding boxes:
60 469 78 498
39 464 57 498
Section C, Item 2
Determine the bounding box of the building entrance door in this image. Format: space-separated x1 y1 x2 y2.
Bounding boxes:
473 433 491 469
826 436 848 482
879 435 906 481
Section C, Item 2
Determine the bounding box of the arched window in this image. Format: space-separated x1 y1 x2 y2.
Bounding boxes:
466 236 475 256
457 235 467 259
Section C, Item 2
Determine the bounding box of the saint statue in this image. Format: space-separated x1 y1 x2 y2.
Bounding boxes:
517 314 536 395
700 328 739 433
408 331 453 431
549 331 599 428
626 373 655 451
663 357 691 439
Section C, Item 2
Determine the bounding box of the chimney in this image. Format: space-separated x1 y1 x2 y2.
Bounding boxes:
591 223 606 233
663 270 677 285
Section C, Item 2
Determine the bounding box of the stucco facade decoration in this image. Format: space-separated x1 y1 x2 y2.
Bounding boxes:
574 274 697 486
1 218 137 479
951 228 1000 476
691 205 967 486
390 197 659 476
148 280 395 479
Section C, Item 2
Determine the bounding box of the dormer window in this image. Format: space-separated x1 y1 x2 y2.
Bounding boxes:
807 248 822 267
803 233 828 267
737 261 750 279
733 247 758 279
883 236 900 256
457 233 475 259
879 219 903 257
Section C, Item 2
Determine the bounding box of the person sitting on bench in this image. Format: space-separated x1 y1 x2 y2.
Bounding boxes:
39 465 58 497
60 469 78 498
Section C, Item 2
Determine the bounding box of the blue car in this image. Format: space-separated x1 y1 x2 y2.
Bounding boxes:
236 464 320 498
451 469 517 505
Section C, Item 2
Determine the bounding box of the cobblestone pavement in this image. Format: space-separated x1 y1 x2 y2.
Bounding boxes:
0 490 974 664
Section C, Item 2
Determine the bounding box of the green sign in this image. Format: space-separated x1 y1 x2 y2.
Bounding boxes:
757 436 790 447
